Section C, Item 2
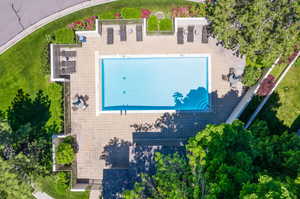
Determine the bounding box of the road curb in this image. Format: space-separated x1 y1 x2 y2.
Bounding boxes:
0 0 115 55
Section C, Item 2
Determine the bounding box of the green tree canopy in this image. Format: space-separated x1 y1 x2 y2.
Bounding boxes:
207 0 300 65
124 121 300 198
0 157 33 199
240 175 297 199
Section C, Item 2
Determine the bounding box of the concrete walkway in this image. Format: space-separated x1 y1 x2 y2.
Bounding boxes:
0 0 115 54
32 191 54 199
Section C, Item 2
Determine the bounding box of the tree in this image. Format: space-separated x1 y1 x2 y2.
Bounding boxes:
207 0 299 65
123 153 197 199
0 157 33 199
240 175 297 199
0 89 53 174
123 120 300 198
187 121 256 198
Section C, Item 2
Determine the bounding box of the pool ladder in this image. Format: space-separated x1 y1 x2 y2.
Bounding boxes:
120 104 128 115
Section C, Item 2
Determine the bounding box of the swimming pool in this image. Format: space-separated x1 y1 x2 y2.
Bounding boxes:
98 54 211 113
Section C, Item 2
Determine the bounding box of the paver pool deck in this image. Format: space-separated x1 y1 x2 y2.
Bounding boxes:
70 24 245 180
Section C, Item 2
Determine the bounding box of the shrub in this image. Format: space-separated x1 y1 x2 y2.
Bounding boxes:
67 16 96 31
141 8 151 18
121 8 140 19
40 43 50 75
171 7 190 17
189 4 207 17
55 172 70 190
159 18 173 31
56 137 75 165
257 75 276 96
242 66 263 87
147 15 159 31
53 28 75 44
115 12 121 19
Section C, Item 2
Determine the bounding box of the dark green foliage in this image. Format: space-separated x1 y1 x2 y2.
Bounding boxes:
40 43 50 75
242 66 263 87
159 18 173 31
2 89 54 171
147 15 159 31
7 89 50 132
121 8 141 19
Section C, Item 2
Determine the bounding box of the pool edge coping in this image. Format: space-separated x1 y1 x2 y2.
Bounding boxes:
95 53 211 115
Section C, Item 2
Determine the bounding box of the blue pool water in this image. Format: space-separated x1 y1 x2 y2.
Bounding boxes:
101 56 210 111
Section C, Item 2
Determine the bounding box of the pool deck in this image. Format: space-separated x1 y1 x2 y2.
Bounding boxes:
70 24 245 181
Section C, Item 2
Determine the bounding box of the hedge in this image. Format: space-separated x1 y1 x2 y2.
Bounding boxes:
147 15 159 31
159 18 173 31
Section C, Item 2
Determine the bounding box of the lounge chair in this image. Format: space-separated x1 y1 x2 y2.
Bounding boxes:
107 28 114 44
61 61 76 75
136 25 143 42
61 50 76 57
202 25 208 43
120 24 127 41
187 26 194 42
177 27 184 44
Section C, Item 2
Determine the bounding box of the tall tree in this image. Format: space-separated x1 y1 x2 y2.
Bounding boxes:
240 175 297 199
123 121 300 198
187 121 256 198
207 0 300 65
0 157 33 199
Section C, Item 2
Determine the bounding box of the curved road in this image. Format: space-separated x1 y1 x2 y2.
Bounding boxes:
0 0 114 54
0 0 202 54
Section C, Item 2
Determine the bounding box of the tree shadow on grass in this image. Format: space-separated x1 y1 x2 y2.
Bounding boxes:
255 93 288 134
290 115 300 133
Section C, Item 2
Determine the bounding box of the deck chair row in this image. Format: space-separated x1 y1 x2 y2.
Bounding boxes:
107 24 143 44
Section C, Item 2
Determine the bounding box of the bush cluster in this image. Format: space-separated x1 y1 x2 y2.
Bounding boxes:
147 15 159 31
159 18 173 31
242 66 263 87
56 136 76 165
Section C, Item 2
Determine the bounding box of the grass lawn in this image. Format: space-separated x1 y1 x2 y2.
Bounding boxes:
274 58 300 128
0 0 195 131
241 57 300 131
38 175 89 199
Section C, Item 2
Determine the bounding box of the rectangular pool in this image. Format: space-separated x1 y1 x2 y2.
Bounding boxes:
100 55 210 112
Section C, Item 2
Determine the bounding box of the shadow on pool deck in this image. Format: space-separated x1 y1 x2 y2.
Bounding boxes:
100 88 243 199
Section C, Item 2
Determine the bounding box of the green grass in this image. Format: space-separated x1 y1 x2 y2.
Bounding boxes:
0 0 194 131
38 175 89 199
272 58 300 127
53 28 76 44
242 58 300 131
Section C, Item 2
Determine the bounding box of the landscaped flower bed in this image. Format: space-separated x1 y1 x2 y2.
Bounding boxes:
257 75 276 96
68 16 97 31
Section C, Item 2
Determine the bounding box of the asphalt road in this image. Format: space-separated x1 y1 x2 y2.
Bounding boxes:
0 0 87 47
